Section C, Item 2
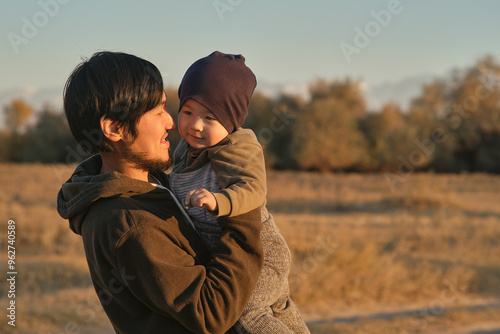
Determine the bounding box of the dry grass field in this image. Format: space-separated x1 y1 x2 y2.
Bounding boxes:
1 163 500 333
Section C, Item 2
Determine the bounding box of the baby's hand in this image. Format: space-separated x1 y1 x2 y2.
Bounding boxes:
185 188 218 212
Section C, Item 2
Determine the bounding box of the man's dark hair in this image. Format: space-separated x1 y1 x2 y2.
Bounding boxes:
63 51 164 153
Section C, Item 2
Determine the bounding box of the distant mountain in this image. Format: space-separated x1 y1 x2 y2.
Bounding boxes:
362 74 436 111
255 80 310 101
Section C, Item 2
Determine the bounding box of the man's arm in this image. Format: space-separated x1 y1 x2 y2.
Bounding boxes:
114 207 263 334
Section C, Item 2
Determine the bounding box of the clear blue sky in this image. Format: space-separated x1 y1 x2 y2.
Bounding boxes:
1 0 500 96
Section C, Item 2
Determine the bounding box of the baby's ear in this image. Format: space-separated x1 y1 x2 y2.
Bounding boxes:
100 116 123 143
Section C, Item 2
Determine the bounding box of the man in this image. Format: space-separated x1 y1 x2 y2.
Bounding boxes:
57 51 263 334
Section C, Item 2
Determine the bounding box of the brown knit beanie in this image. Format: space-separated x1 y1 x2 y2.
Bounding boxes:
178 51 257 133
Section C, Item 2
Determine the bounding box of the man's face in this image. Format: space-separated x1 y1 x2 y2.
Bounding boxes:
122 92 174 172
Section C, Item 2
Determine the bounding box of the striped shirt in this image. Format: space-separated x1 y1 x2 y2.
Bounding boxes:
169 164 223 251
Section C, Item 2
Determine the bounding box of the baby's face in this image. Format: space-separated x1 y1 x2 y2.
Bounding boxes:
178 99 229 149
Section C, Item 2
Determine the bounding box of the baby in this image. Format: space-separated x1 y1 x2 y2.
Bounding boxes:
169 51 310 333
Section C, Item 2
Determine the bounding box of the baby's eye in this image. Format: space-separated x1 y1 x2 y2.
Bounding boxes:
182 110 192 116
205 115 216 121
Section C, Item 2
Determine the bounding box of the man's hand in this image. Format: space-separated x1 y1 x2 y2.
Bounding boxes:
185 188 218 212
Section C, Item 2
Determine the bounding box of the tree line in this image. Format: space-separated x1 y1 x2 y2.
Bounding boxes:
2 55 500 173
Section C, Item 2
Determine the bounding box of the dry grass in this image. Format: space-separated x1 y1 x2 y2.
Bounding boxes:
308 307 500 334
1 164 500 333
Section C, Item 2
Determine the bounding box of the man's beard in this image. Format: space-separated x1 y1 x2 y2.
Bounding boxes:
122 147 172 173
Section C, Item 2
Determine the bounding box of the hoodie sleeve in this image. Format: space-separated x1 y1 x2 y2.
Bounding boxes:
210 129 267 217
114 207 263 334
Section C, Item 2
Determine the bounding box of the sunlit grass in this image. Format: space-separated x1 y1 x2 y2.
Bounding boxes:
1 164 499 333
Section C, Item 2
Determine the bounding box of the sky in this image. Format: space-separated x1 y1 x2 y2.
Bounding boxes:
1 0 500 111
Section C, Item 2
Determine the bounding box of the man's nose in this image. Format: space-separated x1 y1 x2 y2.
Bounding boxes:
164 110 175 130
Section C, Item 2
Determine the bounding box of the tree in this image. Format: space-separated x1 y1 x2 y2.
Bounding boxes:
244 92 303 169
361 102 417 171
264 94 303 169
291 79 367 171
309 78 366 119
25 105 77 162
449 56 500 171
406 55 500 172
0 131 11 162
4 99 33 133
2 99 34 161
245 91 275 131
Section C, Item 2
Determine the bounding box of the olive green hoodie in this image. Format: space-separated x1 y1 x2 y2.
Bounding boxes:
56 155 263 334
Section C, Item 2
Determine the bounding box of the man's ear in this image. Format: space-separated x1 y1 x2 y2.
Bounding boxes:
100 116 123 143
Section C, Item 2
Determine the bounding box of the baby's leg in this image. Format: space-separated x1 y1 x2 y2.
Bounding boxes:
234 212 310 333
235 298 311 334
234 272 310 334
272 295 311 334
233 240 295 333
234 305 295 333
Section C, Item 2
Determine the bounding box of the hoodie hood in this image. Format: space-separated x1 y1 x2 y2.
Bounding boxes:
57 154 163 235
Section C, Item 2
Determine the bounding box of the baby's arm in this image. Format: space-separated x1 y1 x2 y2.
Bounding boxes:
210 129 267 217
185 130 266 216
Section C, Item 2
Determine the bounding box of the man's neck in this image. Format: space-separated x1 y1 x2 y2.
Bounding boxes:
100 152 150 182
